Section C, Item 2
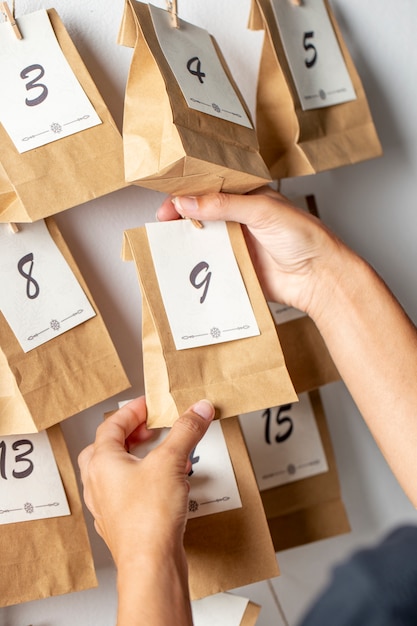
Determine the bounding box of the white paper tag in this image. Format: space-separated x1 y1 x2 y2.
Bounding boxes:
149 3 252 128
0 9 101 153
145 220 260 350
270 0 356 110
0 220 96 353
125 409 242 519
192 593 249 626
0 430 70 525
239 393 328 491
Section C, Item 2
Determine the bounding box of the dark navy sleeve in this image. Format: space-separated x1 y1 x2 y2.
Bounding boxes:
298 525 417 626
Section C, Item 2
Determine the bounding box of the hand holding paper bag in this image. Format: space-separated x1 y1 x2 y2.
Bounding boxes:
79 396 215 625
123 215 296 428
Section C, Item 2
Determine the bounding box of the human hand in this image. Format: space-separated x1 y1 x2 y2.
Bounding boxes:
78 396 215 567
156 187 343 317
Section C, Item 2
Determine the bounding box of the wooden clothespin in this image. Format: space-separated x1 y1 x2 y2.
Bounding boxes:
1 1 22 39
8 222 19 233
167 0 179 29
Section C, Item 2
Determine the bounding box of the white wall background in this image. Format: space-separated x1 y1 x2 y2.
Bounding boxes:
2 1 417 625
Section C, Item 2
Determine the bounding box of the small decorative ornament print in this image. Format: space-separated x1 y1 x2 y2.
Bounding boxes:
188 499 199 513
50 122 62 134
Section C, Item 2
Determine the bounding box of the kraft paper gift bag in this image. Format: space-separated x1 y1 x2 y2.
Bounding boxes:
118 0 271 195
273 196 340 393
0 9 126 223
185 417 279 600
249 0 382 179
0 218 130 435
0 424 97 606
259 390 350 551
122 220 297 428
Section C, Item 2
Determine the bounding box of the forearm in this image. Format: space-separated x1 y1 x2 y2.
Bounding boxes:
116 548 192 626
309 244 417 505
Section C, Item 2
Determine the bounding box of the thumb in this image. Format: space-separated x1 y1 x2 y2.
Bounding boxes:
161 399 215 465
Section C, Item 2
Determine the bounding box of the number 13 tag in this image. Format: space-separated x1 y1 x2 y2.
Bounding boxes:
0 9 101 153
270 0 356 110
0 430 70 525
145 220 260 350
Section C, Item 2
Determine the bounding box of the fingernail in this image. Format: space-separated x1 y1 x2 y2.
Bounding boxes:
192 399 214 421
173 196 199 214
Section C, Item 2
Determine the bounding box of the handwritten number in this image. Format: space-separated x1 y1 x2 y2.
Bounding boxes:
303 31 318 68
20 64 48 107
186 56 206 84
0 439 34 479
17 252 40 299
189 261 212 304
12 440 34 479
0 441 6 480
188 446 200 476
262 404 294 445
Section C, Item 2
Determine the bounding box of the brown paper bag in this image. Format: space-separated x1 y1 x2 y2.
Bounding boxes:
122 221 297 428
274 195 340 393
259 390 350 551
118 0 271 195
0 9 126 223
0 218 130 435
185 417 279 600
0 424 97 607
249 0 382 179
276 315 340 394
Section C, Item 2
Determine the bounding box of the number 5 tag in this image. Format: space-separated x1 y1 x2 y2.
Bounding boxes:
270 0 356 110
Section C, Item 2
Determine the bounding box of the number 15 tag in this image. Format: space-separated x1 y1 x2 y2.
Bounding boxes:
145 220 260 350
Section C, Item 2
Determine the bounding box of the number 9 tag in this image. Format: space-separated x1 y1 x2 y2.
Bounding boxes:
145 220 260 350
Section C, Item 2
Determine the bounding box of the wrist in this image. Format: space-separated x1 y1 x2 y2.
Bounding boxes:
116 545 191 626
306 239 368 328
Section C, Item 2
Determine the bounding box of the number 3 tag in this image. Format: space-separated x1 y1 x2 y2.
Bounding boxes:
0 9 101 152
270 0 356 110
145 220 260 350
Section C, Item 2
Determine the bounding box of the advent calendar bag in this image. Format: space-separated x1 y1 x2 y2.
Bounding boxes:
0 424 97 606
249 0 382 178
122 219 296 428
185 418 279 599
0 9 126 223
0 218 130 435
118 0 271 195
240 390 350 552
